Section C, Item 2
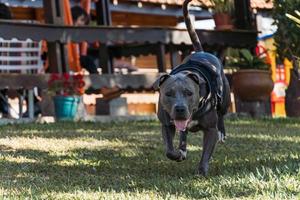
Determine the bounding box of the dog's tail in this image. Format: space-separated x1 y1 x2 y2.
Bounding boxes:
183 0 203 52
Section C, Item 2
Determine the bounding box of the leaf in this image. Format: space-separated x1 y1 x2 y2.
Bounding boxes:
286 13 300 25
273 0 300 59
239 49 254 66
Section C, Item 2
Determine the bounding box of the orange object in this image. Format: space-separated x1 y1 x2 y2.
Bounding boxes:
80 0 91 56
64 0 81 72
271 63 287 117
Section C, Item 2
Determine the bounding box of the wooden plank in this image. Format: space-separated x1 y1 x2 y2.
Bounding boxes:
0 74 49 90
113 12 177 26
10 7 36 20
0 20 258 48
85 74 160 89
134 54 171 69
0 74 160 90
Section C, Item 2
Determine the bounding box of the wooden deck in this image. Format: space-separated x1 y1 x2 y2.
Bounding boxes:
0 73 160 90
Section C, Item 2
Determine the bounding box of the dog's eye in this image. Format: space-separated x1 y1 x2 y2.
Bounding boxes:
165 91 173 97
185 90 193 96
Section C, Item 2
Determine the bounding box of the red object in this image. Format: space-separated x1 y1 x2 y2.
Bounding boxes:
255 45 272 65
48 73 85 96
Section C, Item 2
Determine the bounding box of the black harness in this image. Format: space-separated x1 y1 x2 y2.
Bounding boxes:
170 52 224 117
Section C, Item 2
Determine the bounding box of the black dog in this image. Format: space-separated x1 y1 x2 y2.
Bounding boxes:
153 0 230 176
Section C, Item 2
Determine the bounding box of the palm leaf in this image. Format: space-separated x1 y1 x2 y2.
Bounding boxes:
286 13 300 25
239 49 254 67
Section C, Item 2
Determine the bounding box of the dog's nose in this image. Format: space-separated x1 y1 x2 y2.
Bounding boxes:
175 105 186 114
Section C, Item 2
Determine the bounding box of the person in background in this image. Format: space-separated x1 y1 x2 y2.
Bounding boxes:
71 6 99 74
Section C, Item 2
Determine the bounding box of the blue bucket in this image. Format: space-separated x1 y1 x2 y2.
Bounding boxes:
53 96 80 120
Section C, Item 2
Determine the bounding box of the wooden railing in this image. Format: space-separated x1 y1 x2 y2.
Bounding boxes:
0 20 258 73
0 20 258 118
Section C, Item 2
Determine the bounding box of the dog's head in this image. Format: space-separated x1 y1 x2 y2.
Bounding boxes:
154 72 206 131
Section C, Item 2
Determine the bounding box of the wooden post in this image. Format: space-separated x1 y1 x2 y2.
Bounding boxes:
43 0 64 24
156 43 166 73
99 44 113 74
46 43 64 73
170 45 180 69
95 0 112 26
234 0 253 30
43 0 68 73
28 89 34 119
95 0 112 74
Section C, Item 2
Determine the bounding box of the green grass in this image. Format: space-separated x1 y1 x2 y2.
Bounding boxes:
0 118 299 199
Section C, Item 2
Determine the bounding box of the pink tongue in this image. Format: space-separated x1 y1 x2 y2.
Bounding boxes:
174 120 189 131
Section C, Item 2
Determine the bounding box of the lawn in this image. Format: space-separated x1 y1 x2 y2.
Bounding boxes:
0 118 299 199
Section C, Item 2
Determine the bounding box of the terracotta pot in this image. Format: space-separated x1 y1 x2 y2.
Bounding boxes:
232 69 274 101
213 13 234 30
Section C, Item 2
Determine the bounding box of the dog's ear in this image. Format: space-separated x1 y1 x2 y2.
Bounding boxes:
153 74 170 90
186 72 207 97
186 72 205 85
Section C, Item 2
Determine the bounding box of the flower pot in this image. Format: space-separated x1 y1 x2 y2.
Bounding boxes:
232 69 274 101
53 96 80 120
213 13 234 30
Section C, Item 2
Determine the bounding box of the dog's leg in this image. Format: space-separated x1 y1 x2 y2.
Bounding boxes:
177 130 188 162
162 125 182 161
198 128 218 176
217 114 226 143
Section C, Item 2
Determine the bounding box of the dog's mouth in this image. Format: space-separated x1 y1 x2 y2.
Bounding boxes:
174 118 191 131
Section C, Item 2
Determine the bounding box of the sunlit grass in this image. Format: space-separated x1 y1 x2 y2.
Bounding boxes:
0 118 299 199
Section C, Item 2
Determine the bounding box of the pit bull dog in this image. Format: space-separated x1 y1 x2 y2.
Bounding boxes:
153 0 230 176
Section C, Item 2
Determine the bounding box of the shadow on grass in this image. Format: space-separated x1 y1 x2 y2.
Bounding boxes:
0 120 299 199
0 121 160 140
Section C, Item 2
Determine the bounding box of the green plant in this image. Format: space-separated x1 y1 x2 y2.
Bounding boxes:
209 0 234 15
272 0 300 60
286 10 300 69
226 48 270 70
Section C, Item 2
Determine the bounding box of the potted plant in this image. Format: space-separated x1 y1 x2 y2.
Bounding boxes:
227 49 274 101
48 73 85 120
210 0 235 30
272 0 300 117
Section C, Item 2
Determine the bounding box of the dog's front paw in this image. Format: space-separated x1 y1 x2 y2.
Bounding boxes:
176 149 187 162
166 150 187 162
218 131 226 143
166 150 181 161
